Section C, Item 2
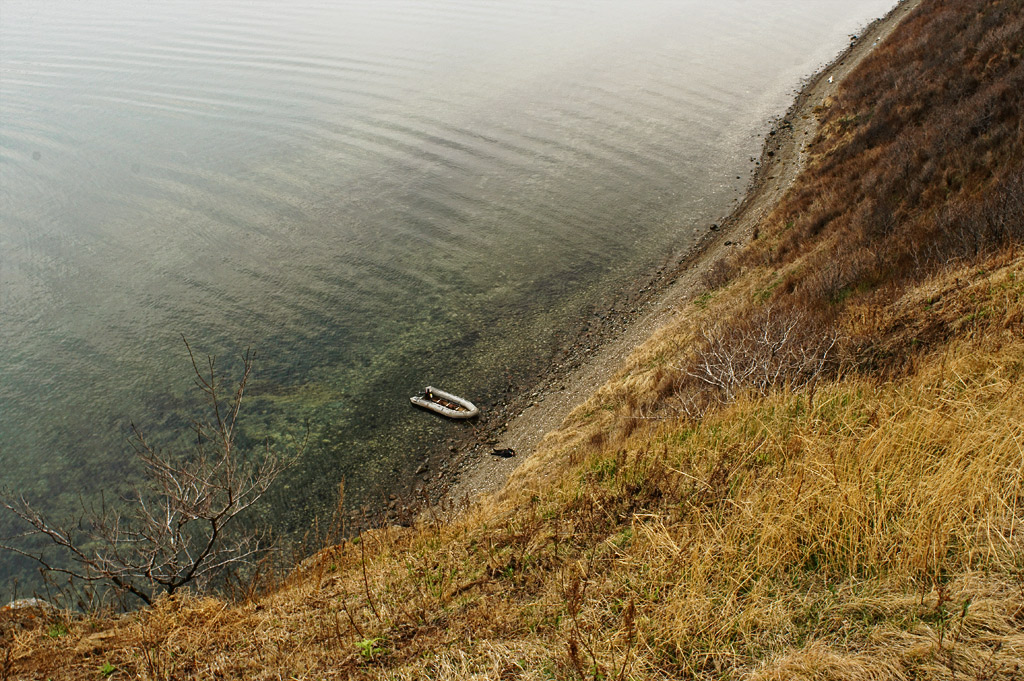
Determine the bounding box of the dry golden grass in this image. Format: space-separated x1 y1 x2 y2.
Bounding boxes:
6 254 1020 680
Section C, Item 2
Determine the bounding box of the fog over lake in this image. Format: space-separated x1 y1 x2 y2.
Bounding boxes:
0 0 895 588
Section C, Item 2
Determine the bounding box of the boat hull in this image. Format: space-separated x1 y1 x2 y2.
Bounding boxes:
410 386 479 419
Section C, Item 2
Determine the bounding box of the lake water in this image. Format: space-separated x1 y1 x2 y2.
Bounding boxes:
0 0 895 589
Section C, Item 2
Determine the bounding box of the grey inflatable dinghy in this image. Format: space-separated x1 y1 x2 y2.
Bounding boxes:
410 386 479 419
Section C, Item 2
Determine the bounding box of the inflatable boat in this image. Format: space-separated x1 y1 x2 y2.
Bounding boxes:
410 386 479 419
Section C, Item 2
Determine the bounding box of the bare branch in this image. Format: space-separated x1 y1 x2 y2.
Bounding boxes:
675 306 841 416
1 341 302 608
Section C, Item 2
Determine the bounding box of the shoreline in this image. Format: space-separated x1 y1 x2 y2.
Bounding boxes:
423 0 924 508
439 0 925 505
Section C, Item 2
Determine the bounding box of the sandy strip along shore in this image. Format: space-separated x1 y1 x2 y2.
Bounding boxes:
432 0 924 507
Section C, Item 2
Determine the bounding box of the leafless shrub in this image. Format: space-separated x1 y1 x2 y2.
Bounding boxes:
702 256 738 290
1 340 304 607
941 169 1024 260
675 306 839 416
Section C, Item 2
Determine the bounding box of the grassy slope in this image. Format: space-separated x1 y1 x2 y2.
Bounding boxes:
5 0 1023 678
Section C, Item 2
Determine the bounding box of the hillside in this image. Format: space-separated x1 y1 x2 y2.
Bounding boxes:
3 0 1023 678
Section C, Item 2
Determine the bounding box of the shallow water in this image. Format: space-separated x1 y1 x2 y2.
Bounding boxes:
0 0 895 588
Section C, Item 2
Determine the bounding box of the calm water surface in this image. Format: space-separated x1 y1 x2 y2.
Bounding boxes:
1 0 895 587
